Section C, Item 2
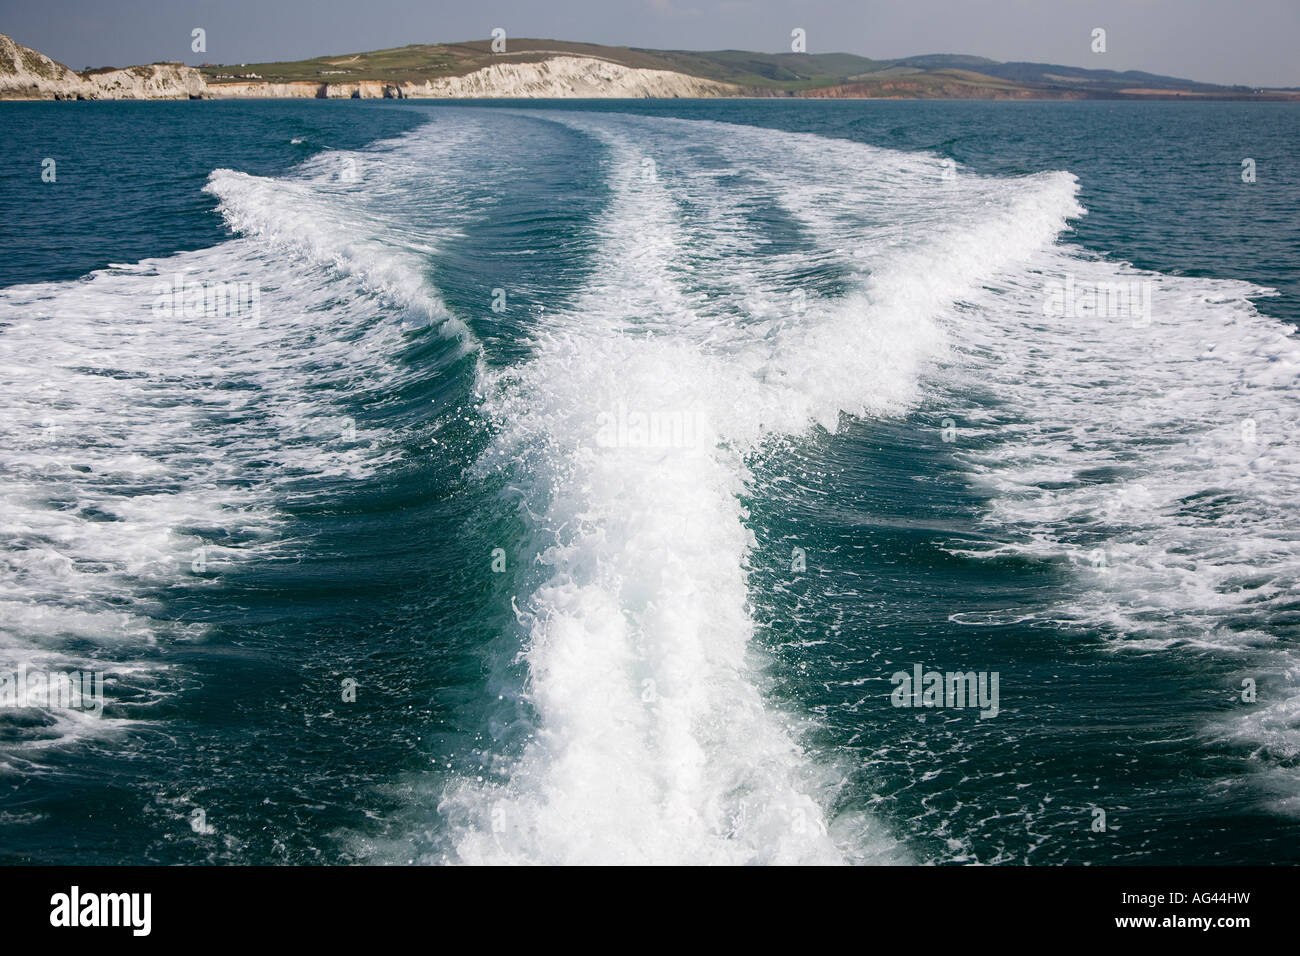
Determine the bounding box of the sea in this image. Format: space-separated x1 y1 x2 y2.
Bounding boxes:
1 97 1298 864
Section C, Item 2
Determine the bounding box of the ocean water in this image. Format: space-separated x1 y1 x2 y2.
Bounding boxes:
1 98 1298 865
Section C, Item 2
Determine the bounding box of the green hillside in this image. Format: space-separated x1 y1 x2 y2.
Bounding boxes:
197 38 1296 99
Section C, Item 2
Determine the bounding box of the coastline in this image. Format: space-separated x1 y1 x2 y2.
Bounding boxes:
5 32 1298 103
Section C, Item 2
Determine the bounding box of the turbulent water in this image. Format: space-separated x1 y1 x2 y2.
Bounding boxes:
1 99 1297 865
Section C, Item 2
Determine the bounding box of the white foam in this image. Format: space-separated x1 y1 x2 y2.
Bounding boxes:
942 254 1299 637
926 233 1300 805
0 132 471 759
436 112 1084 863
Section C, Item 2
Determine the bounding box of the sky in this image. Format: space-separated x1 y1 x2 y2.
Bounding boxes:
3 0 1299 87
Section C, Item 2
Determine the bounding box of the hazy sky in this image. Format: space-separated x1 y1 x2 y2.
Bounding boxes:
3 0 1299 87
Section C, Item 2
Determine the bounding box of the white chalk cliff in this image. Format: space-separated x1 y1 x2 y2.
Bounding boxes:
1 32 205 99
82 63 207 100
0 31 90 98
1 32 739 101
397 55 738 98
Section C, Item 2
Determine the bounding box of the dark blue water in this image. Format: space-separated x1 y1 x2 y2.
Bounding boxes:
1 99 1297 864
